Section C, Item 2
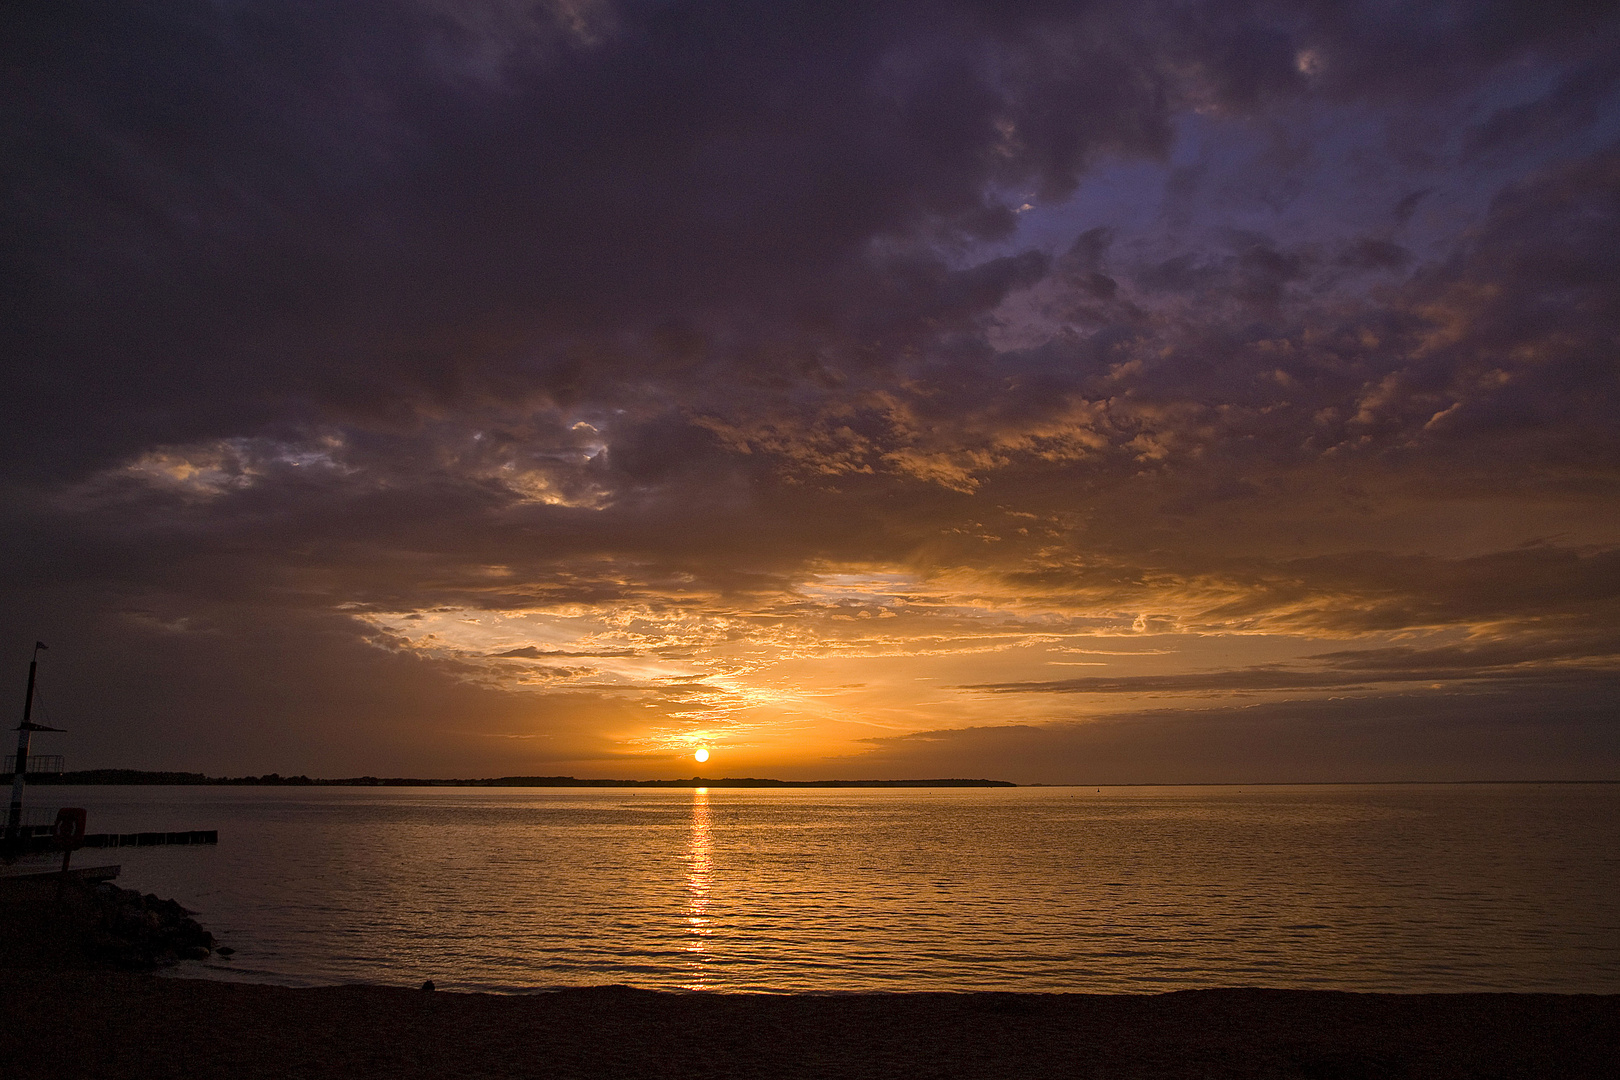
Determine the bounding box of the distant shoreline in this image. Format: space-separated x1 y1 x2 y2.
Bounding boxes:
29 770 1017 788
26 771 1616 787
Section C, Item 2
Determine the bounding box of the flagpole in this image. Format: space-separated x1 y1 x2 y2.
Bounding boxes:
8 642 46 835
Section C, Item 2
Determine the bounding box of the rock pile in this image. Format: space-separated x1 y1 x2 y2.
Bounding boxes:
0 874 218 971
86 882 216 968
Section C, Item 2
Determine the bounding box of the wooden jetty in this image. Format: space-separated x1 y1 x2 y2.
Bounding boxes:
0 864 120 884
5 829 216 857
82 831 217 849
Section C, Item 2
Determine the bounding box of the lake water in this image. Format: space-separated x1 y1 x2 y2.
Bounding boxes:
12 784 1618 993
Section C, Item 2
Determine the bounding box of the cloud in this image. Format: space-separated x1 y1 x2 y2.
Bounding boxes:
8 1 1616 472
2 1 1617 777
493 646 638 659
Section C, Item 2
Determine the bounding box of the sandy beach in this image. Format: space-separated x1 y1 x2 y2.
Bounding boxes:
0 971 1613 1079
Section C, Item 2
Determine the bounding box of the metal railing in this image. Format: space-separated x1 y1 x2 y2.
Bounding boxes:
10 806 58 830
0 806 67 846
3 755 63 774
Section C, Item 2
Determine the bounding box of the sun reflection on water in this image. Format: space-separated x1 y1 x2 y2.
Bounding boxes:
682 788 713 988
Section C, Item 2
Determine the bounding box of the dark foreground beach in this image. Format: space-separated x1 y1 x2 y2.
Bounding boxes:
0 972 1615 1079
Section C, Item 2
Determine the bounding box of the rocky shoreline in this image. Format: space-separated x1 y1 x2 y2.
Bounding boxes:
84 880 218 968
0 872 218 970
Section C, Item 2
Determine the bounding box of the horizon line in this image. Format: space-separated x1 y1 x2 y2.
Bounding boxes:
29 769 1620 787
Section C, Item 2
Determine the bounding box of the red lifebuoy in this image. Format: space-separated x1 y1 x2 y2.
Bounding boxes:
54 807 87 851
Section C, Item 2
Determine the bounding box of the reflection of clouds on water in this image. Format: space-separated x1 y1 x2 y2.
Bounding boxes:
682 788 712 988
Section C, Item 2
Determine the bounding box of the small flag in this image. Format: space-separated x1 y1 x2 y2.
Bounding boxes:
34 642 46 651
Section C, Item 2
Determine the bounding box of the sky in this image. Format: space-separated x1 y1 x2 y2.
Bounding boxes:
3 0 1618 783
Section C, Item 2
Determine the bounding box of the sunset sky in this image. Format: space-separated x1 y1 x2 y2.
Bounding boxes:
4 1 1617 782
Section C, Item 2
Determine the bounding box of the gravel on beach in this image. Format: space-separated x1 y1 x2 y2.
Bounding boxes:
1 971 1616 1080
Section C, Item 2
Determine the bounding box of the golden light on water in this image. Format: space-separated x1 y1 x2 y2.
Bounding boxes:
694 748 709 763
682 788 713 989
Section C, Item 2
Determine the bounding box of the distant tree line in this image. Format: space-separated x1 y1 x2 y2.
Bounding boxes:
33 770 315 785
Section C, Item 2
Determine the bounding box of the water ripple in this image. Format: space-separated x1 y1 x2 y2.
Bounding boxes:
30 783 1620 994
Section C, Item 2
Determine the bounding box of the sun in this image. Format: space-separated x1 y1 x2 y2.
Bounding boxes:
694 748 709 763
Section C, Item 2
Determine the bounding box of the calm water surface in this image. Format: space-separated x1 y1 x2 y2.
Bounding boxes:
18 784 1619 993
